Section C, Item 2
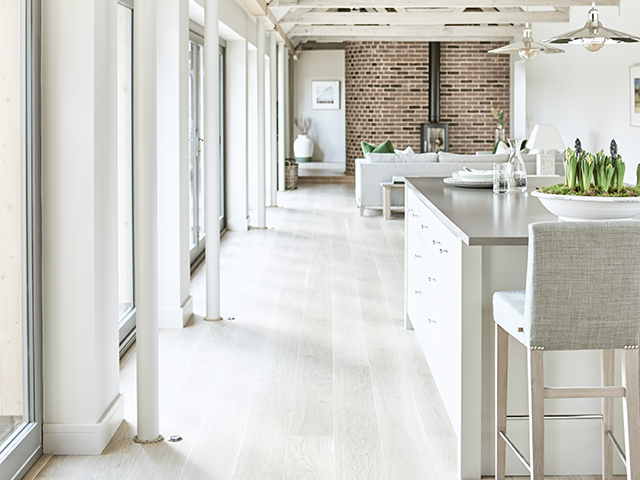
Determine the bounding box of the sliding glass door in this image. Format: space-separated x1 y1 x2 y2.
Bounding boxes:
117 1 136 355
0 0 43 477
188 34 226 266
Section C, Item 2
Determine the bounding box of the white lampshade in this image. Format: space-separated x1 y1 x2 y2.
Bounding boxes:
528 125 565 152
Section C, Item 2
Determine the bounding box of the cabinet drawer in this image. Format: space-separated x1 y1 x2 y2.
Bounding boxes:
407 190 457 271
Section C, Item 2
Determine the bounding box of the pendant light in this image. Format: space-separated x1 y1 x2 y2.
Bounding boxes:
488 0 565 60
544 3 640 53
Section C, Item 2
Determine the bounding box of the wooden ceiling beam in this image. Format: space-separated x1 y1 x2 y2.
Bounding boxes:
266 10 298 56
279 9 570 24
288 24 522 38
271 0 618 8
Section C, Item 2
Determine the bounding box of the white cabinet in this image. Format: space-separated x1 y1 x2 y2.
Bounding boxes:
404 184 619 480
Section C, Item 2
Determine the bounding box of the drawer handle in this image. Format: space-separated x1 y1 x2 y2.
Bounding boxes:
428 277 436 283
407 208 414 213
411 213 419 218
414 290 422 295
428 318 437 324
439 248 448 255
414 254 422 259
432 240 441 246
420 224 429 230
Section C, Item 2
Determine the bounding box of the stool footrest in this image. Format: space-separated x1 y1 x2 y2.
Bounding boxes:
544 386 626 399
498 430 531 473
607 430 627 467
507 413 604 421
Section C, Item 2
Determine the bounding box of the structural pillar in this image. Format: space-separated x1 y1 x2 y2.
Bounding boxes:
257 17 266 228
157 0 193 329
41 0 123 455
277 43 286 191
269 33 278 204
205 0 222 321
134 0 161 443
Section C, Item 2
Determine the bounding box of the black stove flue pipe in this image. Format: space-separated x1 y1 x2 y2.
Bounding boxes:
429 41 440 123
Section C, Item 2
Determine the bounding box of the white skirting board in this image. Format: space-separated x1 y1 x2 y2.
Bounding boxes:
43 393 124 455
158 295 193 328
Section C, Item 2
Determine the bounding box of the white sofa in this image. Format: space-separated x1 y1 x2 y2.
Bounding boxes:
355 151 564 215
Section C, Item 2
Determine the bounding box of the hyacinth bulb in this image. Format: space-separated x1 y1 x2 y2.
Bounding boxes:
582 37 605 52
610 139 618 159
519 48 537 60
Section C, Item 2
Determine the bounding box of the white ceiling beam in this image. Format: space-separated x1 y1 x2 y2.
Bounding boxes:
271 0 618 8
280 9 569 24
288 24 521 38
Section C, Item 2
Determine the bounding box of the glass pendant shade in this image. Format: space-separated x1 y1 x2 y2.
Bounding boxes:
489 25 565 60
544 3 640 52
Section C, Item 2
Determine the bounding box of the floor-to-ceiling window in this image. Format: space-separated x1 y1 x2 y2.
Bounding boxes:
0 0 43 477
117 1 135 355
189 33 226 266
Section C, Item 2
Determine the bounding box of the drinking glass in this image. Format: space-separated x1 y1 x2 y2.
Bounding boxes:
493 163 509 194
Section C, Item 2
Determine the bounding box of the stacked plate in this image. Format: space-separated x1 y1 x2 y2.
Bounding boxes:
444 169 494 188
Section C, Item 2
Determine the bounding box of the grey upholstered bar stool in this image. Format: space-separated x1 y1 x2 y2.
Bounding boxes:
493 221 640 480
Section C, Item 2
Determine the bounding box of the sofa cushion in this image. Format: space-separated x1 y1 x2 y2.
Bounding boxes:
438 152 510 163
364 152 438 163
394 146 415 154
361 139 395 155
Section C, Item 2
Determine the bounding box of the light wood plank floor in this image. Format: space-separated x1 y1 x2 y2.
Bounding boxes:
25 183 622 480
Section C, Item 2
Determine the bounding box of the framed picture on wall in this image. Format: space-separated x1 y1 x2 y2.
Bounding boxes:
631 64 640 127
312 81 340 109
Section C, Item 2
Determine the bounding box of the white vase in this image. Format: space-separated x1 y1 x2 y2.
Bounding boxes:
531 190 640 221
294 134 314 162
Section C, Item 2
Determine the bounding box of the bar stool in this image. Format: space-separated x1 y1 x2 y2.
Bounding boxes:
493 221 640 480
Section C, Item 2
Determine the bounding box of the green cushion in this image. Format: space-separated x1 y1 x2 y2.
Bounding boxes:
361 140 395 156
361 141 377 155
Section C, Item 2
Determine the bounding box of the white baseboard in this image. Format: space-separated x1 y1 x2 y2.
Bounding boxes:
158 295 193 328
227 216 249 231
43 393 124 455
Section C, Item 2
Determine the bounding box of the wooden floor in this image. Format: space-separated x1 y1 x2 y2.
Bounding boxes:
25 183 621 480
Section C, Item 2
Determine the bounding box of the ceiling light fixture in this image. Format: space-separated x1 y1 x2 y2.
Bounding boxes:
544 2 640 52
488 0 564 60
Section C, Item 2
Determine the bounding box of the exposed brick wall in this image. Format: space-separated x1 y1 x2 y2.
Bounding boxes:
344 41 510 175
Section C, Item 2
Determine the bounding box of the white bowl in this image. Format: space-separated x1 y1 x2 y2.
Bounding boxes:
531 190 640 221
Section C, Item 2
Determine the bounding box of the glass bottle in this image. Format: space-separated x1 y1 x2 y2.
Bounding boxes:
506 138 527 193
495 125 505 144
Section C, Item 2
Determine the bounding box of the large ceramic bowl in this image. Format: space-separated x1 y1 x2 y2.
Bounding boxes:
531 190 640 221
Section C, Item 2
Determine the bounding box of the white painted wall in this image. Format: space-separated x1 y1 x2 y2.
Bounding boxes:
157 0 193 328
41 0 123 454
293 50 346 163
525 0 640 182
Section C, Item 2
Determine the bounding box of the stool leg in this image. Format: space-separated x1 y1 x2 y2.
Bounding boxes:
528 348 544 480
496 325 509 480
602 349 615 480
622 348 640 479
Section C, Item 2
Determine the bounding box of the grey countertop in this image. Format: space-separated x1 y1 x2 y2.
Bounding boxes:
405 176 562 246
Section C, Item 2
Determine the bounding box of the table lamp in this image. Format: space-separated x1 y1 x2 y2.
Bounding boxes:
528 125 565 175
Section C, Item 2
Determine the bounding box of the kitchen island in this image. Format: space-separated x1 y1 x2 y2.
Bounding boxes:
404 177 624 479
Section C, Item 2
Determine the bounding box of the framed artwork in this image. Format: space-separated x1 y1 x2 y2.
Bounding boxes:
631 64 640 127
420 123 449 152
312 81 340 109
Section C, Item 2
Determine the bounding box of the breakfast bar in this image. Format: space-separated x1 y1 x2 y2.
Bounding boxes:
404 176 626 479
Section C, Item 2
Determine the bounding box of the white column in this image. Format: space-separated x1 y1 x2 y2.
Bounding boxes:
277 43 286 191
157 0 192 329
134 0 161 443
269 33 278 204
205 0 222 321
41 0 123 454
225 39 249 231
257 17 266 228
278 43 287 192
284 48 291 159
